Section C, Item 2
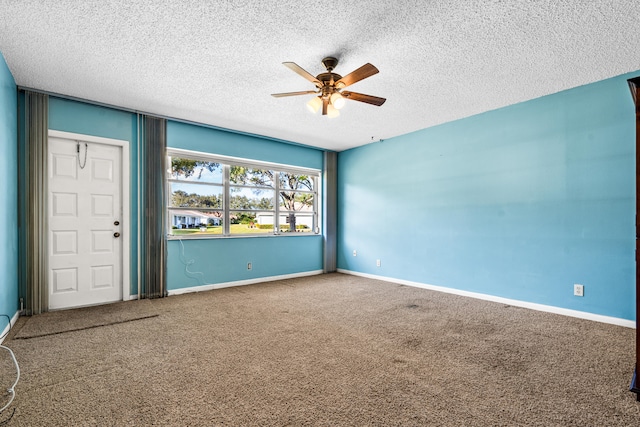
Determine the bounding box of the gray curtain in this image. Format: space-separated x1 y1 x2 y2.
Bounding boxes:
140 115 167 298
23 91 49 315
323 151 337 273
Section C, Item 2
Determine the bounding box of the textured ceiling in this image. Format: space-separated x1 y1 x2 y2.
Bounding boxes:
1 1 638 151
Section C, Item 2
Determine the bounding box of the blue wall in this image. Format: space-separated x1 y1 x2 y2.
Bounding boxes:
166 121 324 290
168 121 322 169
338 72 638 321
167 235 323 290
49 97 137 142
0 52 18 330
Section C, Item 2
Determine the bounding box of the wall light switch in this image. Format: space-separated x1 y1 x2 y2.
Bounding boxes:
353 250 357 257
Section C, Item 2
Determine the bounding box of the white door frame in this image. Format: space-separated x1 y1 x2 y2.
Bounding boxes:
48 129 131 305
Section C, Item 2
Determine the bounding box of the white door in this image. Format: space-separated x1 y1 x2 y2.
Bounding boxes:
48 135 124 310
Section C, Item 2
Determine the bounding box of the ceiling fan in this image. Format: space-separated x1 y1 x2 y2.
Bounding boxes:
271 57 386 118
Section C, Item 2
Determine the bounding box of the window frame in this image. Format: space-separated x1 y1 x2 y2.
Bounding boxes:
166 148 321 239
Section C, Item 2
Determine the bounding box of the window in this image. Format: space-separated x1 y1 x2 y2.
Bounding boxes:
278 172 316 233
167 149 320 238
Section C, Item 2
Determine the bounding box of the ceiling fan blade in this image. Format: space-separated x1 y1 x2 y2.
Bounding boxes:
335 63 379 88
322 97 329 115
283 62 321 86
271 90 318 98
341 91 386 106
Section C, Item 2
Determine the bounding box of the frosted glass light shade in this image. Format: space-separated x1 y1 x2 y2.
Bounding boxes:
306 96 322 113
327 103 340 118
330 92 346 109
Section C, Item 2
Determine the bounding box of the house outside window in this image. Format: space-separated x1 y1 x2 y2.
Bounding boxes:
167 149 320 238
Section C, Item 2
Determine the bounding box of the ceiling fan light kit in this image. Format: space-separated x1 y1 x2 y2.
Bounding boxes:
326 103 340 118
272 57 386 118
330 92 345 109
306 96 322 114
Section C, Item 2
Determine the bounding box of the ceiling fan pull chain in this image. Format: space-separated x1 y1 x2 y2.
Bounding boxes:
76 141 88 169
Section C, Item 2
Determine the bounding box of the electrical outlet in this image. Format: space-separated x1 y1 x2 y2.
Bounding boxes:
353 250 357 257
247 262 252 270
376 259 381 267
574 284 584 297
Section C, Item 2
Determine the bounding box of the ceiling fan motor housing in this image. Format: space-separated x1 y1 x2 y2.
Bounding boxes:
317 72 342 97
317 57 343 98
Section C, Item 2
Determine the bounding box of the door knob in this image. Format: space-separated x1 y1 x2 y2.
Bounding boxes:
114 220 120 226
114 232 121 238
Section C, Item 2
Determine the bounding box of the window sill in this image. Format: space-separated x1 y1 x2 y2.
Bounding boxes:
166 232 321 240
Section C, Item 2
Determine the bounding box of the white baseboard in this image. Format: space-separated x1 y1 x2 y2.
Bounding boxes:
1 310 21 344
167 270 324 296
337 269 636 329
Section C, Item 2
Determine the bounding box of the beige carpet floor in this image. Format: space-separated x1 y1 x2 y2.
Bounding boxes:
0 273 638 426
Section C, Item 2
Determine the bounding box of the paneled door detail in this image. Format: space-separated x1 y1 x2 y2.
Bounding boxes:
48 135 123 310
